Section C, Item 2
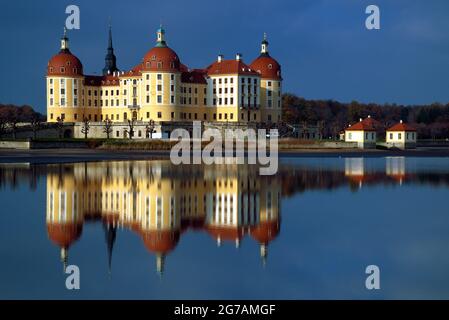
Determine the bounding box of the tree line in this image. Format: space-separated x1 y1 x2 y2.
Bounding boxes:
2 97 449 140
282 93 449 139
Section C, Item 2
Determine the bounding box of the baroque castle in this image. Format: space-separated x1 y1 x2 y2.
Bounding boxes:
46 26 282 128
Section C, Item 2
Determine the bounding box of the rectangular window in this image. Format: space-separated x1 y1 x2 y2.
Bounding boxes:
157 74 162 80
171 96 175 104
157 84 162 91
157 95 162 103
398 133 402 139
157 112 162 119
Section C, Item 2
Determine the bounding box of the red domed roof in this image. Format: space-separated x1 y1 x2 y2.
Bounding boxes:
47 50 83 77
141 229 180 254
206 225 244 241
250 54 281 80
250 220 280 244
47 222 83 248
142 46 181 72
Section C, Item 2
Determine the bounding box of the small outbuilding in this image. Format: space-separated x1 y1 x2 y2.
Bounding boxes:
345 116 380 149
386 120 417 149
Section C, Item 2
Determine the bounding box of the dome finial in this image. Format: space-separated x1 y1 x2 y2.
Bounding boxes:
60 27 69 51
156 24 167 47
261 33 269 55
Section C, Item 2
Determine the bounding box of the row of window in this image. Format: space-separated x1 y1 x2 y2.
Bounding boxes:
389 132 415 140
50 111 260 122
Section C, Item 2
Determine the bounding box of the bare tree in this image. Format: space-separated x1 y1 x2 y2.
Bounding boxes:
7 109 19 140
30 115 42 140
56 116 64 139
145 119 155 139
81 117 90 139
0 114 7 138
103 119 113 139
127 119 135 140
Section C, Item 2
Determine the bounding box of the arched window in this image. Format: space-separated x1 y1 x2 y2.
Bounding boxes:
60 67 65 73
157 62 162 69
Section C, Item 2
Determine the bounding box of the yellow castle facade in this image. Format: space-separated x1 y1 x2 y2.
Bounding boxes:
46 26 282 126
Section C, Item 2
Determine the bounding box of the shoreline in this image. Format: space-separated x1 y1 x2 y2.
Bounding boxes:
0 148 448 164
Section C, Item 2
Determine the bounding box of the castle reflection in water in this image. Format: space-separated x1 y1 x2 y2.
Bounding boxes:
1 157 448 276
46 162 281 275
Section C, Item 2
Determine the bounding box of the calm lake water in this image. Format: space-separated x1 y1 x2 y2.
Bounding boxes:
0 156 449 299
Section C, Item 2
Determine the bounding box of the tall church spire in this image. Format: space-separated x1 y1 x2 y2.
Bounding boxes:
103 23 119 75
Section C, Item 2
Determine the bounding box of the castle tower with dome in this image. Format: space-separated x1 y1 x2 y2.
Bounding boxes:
46 26 282 131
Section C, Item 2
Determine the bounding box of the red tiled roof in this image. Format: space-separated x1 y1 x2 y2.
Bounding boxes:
84 74 120 86
346 117 381 132
387 122 416 132
181 69 207 84
207 59 259 76
47 50 83 77
250 54 282 80
142 46 181 72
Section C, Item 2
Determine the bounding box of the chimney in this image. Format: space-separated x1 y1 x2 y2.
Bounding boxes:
218 54 223 63
236 53 242 61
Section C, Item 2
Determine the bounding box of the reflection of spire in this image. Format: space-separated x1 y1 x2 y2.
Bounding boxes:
156 254 165 278
217 236 222 247
61 247 68 272
235 238 240 249
260 244 267 267
103 224 117 275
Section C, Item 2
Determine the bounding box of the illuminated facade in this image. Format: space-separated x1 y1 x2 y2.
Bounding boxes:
46 27 282 127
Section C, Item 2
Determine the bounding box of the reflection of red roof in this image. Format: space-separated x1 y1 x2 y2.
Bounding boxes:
387 122 416 132
207 59 259 76
250 55 282 80
102 213 121 225
206 225 244 241
47 222 83 248
181 217 205 233
346 117 381 132
141 230 180 254
250 220 280 244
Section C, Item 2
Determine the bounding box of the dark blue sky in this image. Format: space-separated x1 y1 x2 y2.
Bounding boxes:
1 0 449 113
